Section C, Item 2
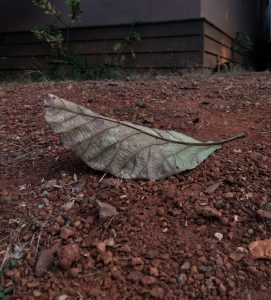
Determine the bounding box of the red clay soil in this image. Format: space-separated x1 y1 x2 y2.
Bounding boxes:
0 72 271 300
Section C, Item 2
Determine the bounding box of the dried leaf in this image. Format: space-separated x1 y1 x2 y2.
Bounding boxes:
42 179 57 189
205 180 223 195
44 94 245 180
95 199 118 219
57 296 69 300
197 206 222 219
229 252 245 261
62 199 75 211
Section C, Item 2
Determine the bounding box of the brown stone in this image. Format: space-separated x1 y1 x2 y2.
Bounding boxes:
96 241 106 253
111 266 122 280
257 209 271 220
224 192 234 199
150 286 165 299
191 265 198 273
100 251 113 265
150 266 159 277
165 184 177 199
205 181 223 195
104 237 115 247
35 248 56 277
57 243 80 269
197 206 221 219
229 252 245 262
131 257 144 266
60 227 75 240
33 290 42 298
128 271 142 282
70 266 82 277
141 275 156 286
26 281 40 288
249 239 271 259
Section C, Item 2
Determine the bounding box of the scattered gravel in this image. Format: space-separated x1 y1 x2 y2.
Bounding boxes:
0 72 271 299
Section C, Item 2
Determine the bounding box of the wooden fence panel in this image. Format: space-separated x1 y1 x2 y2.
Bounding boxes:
0 19 204 71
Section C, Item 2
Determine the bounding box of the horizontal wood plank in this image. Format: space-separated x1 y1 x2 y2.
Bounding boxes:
204 21 233 49
0 51 202 70
86 52 202 68
0 20 202 45
0 56 47 70
203 20 244 67
0 19 206 71
69 21 202 41
204 37 232 60
203 52 229 68
0 35 202 57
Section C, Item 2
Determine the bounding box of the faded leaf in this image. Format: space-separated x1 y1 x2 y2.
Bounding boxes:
205 180 223 195
197 206 222 219
95 199 118 219
42 179 57 189
57 296 69 300
62 199 75 211
44 94 244 180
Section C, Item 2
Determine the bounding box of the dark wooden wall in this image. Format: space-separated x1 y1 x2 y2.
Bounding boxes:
0 18 246 74
204 21 236 68
0 19 204 73
203 20 242 68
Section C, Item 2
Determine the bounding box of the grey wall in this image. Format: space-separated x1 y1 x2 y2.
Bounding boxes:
0 0 201 32
201 0 259 38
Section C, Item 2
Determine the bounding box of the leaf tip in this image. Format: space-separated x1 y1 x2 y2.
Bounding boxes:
45 93 57 107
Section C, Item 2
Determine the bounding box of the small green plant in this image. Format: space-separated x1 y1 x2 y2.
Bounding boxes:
0 259 17 278
234 31 253 56
0 286 13 300
31 0 122 80
32 26 64 51
0 259 16 300
113 17 141 66
233 31 254 68
32 0 82 53
66 0 83 21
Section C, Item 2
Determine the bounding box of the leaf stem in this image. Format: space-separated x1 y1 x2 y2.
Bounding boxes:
205 132 246 145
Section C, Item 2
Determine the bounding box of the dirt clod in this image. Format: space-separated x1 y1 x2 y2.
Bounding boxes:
35 248 56 277
100 251 113 265
197 206 222 219
249 239 271 259
150 286 165 299
57 243 80 269
60 227 75 240
256 209 271 221
141 275 156 286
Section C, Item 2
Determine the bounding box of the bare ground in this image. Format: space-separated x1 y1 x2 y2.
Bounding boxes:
0 72 271 300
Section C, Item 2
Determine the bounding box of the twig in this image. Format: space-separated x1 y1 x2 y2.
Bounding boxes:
79 270 102 278
99 173 107 182
0 235 11 244
35 220 49 257
20 70 47 81
61 180 78 186
101 214 118 241
0 245 11 271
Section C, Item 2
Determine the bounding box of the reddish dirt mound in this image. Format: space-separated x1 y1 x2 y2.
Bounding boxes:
0 72 271 299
